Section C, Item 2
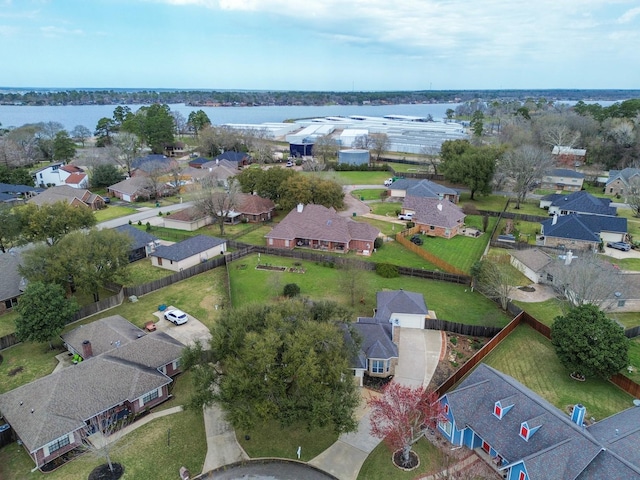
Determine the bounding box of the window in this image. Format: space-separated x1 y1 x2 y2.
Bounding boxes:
618 299 626 307
519 471 526 480
142 389 159 404
443 403 449 414
439 420 452 436
48 435 70 453
520 424 529 440
429 225 435 230
546 273 554 282
4 297 18 310
494 404 502 418
371 360 387 374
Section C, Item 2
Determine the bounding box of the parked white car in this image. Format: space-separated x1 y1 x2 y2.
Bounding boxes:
164 309 189 325
384 178 394 187
398 212 413 221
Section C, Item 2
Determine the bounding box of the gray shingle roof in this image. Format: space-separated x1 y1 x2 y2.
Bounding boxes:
390 178 458 198
606 168 640 187
27 185 91 206
549 191 616 216
509 249 553 274
341 321 398 369
547 168 585 179
61 315 146 357
0 249 26 302
374 290 427 322
107 176 148 195
403 197 465 228
114 224 159 251
150 235 225 262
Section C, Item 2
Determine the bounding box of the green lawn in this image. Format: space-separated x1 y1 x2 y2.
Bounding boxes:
0 391 205 480
93 205 136 222
483 324 634 420
124 259 173 286
627 338 640 383
229 253 510 326
357 437 443 480
352 189 386 200
513 298 566 326
0 341 62 394
328 171 391 185
369 200 402 217
0 311 18 338
458 193 509 212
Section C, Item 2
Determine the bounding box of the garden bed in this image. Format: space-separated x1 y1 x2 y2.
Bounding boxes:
428 333 485 389
255 264 306 273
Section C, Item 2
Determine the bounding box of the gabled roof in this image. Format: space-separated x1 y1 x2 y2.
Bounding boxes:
114 224 159 251
606 168 640 187
214 151 250 163
265 204 379 245
187 156 210 167
164 207 205 222
444 364 640 479
150 235 225 262
107 331 184 370
374 290 428 322
342 321 398 369
198 162 238 180
542 214 626 242
64 172 88 185
509 248 554 273
61 315 146 357
390 178 458 198
588 405 640 467
0 183 39 195
132 155 175 173
545 168 585 179
31 162 65 174
59 164 83 174
548 191 616 216
27 185 91 207
0 249 26 302
403 197 465 228
236 193 275 215
107 176 148 195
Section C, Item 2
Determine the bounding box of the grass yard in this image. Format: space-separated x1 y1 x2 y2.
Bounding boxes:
0 311 18 337
124 259 173 286
0 341 62 394
235 224 271 245
236 419 338 462
513 298 566 326
369 200 402 217
351 189 386 201
93 205 136 222
458 193 509 212
626 338 640 382
229 253 511 326
327 171 391 185
483 324 634 421
357 437 443 480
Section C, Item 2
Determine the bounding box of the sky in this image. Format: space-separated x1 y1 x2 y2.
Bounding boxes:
1 0 639 91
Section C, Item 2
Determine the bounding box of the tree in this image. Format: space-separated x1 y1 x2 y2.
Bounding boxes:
35 121 64 160
17 201 97 246
52 130 76 162
111 132 141 177
338 258 366 307
122 104 175 154
183 299 359 434
91 164 125 188
440 140 503 200
551 304 629 379
547 252 627 311
278 175 344 212
0 203 22 252
94 117 116 147
368 382 445 468
0 165 32 186
626 176 640 217
283 283 300 298
71 125 92 147
445 108 455 120
194 178 240 235
470 110 484 137
497 144 554 208
171 110 187 135
471 256 516 310
187 110 211 138
82 409 130 478
369 132 390 162
15 282 79 349
543 124 581 149
312 134 339 164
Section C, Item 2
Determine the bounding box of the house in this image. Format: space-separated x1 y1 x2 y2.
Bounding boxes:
0 249 27 315
387 178 460 203
27 185 105 210
64 172 89 189
107 177 153 203
150 235 227 271
539 191 616 217
31 163 85 188
163 141 186 157
0 183 41 204
605 168 640 197
163 207 212 231
187 156 211 169
113 224 160 262
265 204 380 256
402 197 466 239
235 193 276 223
342 321 398 387
551 146 587 166
540 168 585 192
130 154 177 177
438 363 640 479
540 214 627 251
0 315 184 470
196 160 238 187
509 249 554 284
372 289 431 329
214 150 251 167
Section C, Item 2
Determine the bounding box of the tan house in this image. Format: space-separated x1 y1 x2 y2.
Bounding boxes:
28 185 105 210
265 204 380 256
150 235 227 271
605 168 640 197
163 207 211 231
402 197 466 239
541 168 585 192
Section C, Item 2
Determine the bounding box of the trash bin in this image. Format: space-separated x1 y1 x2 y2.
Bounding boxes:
360 196 365 201
158 304 167 311
352 212 357 217
155 201 160 207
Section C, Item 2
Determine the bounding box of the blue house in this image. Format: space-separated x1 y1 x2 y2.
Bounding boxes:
539 191 616 217
438 364 640 479
540 213 627 251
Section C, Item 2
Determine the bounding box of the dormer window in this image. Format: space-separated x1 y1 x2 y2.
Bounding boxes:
520 423 530 440
443 403 449 415
494 404 502 418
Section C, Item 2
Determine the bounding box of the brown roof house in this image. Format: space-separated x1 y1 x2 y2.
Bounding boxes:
265 204 380 255
402 197 466 239
0 315 183 470
28 185 105 210
235 193 276 223
163 207 212 231
150 235 227 271
107 177 151 203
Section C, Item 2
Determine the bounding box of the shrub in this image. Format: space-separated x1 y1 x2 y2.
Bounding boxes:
374 237 384 249
450 336 458 346
406 221 415 228
138 220 142 226
145 222 151 232
128 219 132 225
283 283 301 298
375 263 399 278
158 211 163 216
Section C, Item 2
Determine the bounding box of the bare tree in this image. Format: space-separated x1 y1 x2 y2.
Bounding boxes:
543 124 581 149
82 409 132 477
171 111 187 136
338 258 366 307
143 160 171 201
471 255 517 310
497 144 554 208
195 178 240 235
312 134 340 164
370 133 390 162
6 124 43 166
548 252 627 311
626 176 640 217
419 145 440 175
71 125 92 147
112 132 141 177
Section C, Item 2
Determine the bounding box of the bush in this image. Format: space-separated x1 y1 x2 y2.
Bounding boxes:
450 336 458 345
375 263 399 278
406 221 415 228
283 283 301 298
138 220 142 226
128 219 132 225
374 237 384 249
145 222 151 232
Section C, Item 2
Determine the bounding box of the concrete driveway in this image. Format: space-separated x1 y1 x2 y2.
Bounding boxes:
602 245 640 259
152 306 212 347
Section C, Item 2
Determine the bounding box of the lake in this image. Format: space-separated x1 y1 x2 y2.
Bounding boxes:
0 103 459 131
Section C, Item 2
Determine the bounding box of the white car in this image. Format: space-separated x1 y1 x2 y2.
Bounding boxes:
398 212 413 221
384 178 394 187
164 309 188 325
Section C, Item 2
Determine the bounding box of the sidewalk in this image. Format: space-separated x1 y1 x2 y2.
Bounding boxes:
201 404 248 473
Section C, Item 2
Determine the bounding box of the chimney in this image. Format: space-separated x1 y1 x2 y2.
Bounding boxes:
216 159 219 165
552 214 558 225
565 250 573 265
571 404 586 426
296 203 304 213
209 167 212 172
82 340 93 359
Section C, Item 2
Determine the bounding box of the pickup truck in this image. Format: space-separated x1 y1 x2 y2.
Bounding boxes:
398 212 413 221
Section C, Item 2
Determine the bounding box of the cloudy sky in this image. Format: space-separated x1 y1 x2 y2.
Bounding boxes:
2 0 639 91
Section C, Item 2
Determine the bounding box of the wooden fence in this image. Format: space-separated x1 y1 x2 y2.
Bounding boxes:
71 289 125 323
395 227 467 276
425 319 502 337
625 325 640 338
0 333 18 351
397 267 470 284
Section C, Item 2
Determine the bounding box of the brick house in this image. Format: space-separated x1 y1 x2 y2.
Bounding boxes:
540 214 627 251
388 178 460 203
605 168 640 197
27 185 105 210
402 197 466 239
